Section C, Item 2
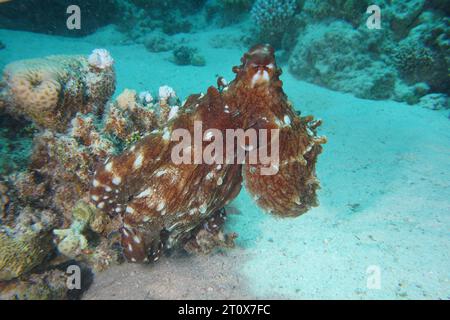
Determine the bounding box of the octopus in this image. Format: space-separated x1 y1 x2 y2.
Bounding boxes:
89 44 326 263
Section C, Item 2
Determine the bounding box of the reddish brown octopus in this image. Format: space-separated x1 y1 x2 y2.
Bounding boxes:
90 44 326 263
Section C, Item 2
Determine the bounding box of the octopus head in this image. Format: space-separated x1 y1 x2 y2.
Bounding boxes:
233 44 281 89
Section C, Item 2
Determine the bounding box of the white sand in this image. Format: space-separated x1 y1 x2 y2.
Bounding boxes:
1 26 449 300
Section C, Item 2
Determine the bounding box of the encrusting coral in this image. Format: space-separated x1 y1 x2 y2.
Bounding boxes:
0 49 116 132
0 208 56 281
0 269 71 300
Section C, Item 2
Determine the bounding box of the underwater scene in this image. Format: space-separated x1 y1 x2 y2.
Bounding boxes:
0 0 449 301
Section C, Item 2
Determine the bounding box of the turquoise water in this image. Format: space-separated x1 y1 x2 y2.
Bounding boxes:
0 1 449 300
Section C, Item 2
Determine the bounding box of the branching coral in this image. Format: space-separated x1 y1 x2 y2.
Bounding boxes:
250 0 298 47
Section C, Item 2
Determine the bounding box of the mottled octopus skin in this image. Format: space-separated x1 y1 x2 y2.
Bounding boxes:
90 44 326 263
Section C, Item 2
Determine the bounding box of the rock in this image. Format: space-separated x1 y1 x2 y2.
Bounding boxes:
144 33 175 52
0 270 69 300
418 93 449 110
171 46 206 66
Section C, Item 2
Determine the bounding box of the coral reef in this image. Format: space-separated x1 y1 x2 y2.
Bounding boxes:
288 2 450 104
171 46 206 66
390 11 450 96
289 21 397 100
0 50 116 132
0 48 202 298
387 0 426 39
90 44 325 263
0 51 121 298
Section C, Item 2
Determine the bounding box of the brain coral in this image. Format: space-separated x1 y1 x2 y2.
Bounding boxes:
0 50 115 132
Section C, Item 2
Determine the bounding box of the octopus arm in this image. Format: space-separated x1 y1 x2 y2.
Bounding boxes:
89 132 171 217
244 115 326 217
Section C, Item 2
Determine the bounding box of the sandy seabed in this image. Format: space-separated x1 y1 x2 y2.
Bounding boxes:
0 26 449 300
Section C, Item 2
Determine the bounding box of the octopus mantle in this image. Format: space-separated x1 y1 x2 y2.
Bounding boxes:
90 45 326 263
